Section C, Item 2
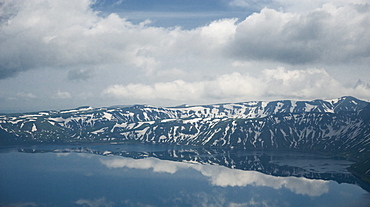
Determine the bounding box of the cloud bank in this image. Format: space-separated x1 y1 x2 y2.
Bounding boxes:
230 5 370 65
1 0 369 78
1 0 369 111
103 67 370 102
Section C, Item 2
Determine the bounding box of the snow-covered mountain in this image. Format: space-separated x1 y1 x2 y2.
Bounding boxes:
0 96 368 148
1 96 369 182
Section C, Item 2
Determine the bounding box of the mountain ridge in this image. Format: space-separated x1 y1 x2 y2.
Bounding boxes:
0 96 369 183
0 96 368 145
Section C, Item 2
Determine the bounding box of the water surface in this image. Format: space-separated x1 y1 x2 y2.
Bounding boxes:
0 144 369 207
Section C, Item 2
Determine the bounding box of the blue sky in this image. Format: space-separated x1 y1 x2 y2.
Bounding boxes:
0 0 369 112
92 0 253 28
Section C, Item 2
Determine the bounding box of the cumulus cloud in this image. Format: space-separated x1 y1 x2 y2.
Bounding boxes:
229 4 370 64
261 67 342 98
103 67 370 103
0 0 167 78
1 0 370 111
2 0 368 79
0 0 238 79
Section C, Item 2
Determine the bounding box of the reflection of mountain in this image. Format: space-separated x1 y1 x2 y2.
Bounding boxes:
1 96 370 183
17 145 368 192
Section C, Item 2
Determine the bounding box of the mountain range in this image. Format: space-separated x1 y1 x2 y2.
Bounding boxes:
0 96 369 182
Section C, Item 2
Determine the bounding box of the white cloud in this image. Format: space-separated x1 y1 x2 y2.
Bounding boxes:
229 4 370 65
102 67 370 103
52 90 72 99
0 0 166 78
1 0 370 110
1 0 369 78
230 0 370 12
276 0 370 12
17 92 37 99
103 80 204 101
261 67 342 98
0 0 239 79
4 0 368 79
198 18 238 47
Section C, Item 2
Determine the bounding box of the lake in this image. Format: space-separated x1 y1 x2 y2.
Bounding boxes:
0 144 369 207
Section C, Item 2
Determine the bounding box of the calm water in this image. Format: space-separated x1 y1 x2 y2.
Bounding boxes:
0 144 369 207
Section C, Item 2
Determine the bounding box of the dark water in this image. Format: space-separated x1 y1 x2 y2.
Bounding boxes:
0 144 369 207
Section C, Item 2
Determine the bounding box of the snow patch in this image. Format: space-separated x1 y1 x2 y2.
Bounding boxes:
91 127 107 134
31 123 37 132
102 112 113 120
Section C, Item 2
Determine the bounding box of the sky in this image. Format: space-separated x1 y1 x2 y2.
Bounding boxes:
0 0 370 113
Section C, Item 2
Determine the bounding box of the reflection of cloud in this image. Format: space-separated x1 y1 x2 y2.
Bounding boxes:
194 164 329 197
122 200 155 207
174 191 227 207
1 202 38 207
55 153 70 157
75 197 114 207
76 153 95 158
228 199 276 207
166 189 281 207
100 157 329 197
101 157 181 174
